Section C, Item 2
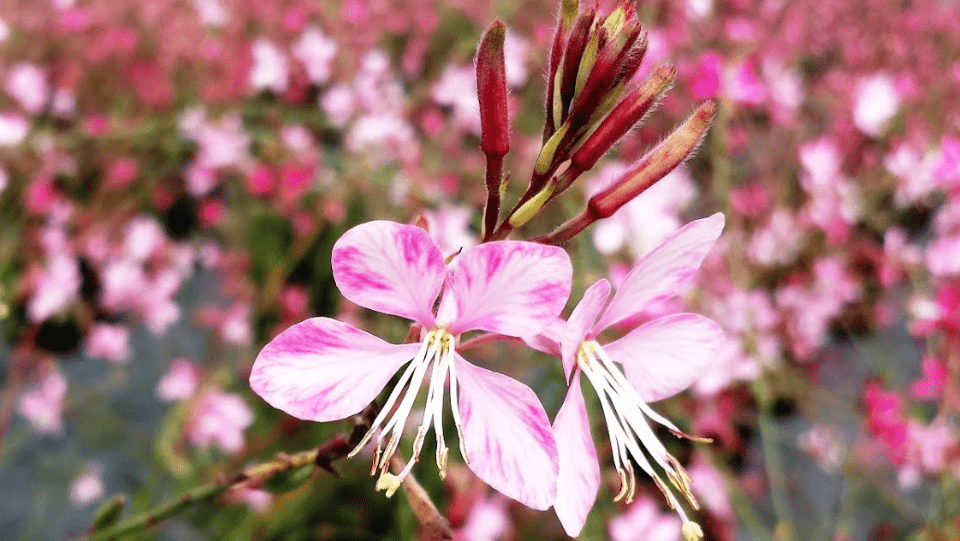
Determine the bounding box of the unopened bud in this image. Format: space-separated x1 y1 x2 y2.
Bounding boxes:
587 100 716 220
477 21 509 157
558 9 596 122
91 496 125 532
545 0 580 139
571 65 676 172
263 464 315 493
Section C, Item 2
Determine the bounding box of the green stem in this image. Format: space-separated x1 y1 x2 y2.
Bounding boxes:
753 377 796 541
81 409 375 540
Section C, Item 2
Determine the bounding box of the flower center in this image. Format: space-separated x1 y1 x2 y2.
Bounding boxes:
348 328 467 497
576 340 703 537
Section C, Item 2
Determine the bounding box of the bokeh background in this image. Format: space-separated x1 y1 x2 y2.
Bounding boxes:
1 0 959 539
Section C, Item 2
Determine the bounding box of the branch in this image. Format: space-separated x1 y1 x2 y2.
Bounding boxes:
81 407 376 540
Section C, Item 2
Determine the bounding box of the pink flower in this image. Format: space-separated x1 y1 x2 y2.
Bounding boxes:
251 221 572 509
18 367 68 435
293 27 337 85
5 62 47 114
85 324 131 364
187 389 253 454
249 39 289 94
528 215 725 537
69 463 105 507
608 497 682 541
157 358 202 402
853 73 900 137
454 495 511 541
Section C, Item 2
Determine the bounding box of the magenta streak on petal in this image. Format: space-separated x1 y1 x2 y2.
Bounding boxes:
455 357 558 509
332 246 392 291
396 226 426 267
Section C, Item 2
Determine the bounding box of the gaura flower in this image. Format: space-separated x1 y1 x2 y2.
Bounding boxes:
527 214 725 537
250 221 572 509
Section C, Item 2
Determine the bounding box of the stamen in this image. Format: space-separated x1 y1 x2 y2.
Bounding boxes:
349 335 435 457
576 340 707 528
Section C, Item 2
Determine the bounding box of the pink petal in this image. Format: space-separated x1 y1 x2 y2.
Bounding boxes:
560 279 612 376
604 313 724 402
553 374 600 536
595 213 724 331
332 221 444 326
521 318 565 358
455 355 558 509
250 317 421 422
440 241 572 336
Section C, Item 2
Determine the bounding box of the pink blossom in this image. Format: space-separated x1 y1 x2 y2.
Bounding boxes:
690 52 722 100
105 158 139 190
0 112 29 147
226 487 272 512
69 463 105 507
432 64 481 134
422 205 477 256
85 324 131 364
18 367 68 435
249 39 289 94
910 356 948 401
608 497 682 541
193 0 228 27
454 495 511 541
884 144 940 207
503 33 530 87
527 215 725 536
251 221 572 509
798 425 846 473
294 27 337 85
320 84 356 127
5 62 47 114
725 61 767 106
853 73 900 137
28 254 81 322
187 389 254 454
157 358 202 402
926 236 960 278
246 165 275 197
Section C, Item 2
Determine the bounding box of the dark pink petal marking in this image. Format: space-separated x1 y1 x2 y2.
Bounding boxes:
454 355 558 510
332 221 445 326
249 317 421 422
443 241 572 337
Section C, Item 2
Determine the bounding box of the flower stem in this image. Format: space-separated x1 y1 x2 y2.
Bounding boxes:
81 407 380 540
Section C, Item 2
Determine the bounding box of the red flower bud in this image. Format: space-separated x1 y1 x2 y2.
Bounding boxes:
571 64 676 173
477 21 509 157
587 100 717 220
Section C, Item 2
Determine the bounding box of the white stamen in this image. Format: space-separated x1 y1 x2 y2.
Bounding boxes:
576 340 701 522
446 346 469 464
348 329 465 496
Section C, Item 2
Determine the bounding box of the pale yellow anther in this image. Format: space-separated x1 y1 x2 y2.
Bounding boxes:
375 473 402 498
681 521 704 541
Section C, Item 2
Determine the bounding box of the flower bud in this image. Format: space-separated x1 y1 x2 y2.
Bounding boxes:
587 100 716 220
477 21 509 157
571 65 676 173
263 464 315 493
91 496 126 532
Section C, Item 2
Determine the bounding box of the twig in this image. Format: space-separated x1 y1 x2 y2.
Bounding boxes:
80 408 376 540
388 455 453 540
